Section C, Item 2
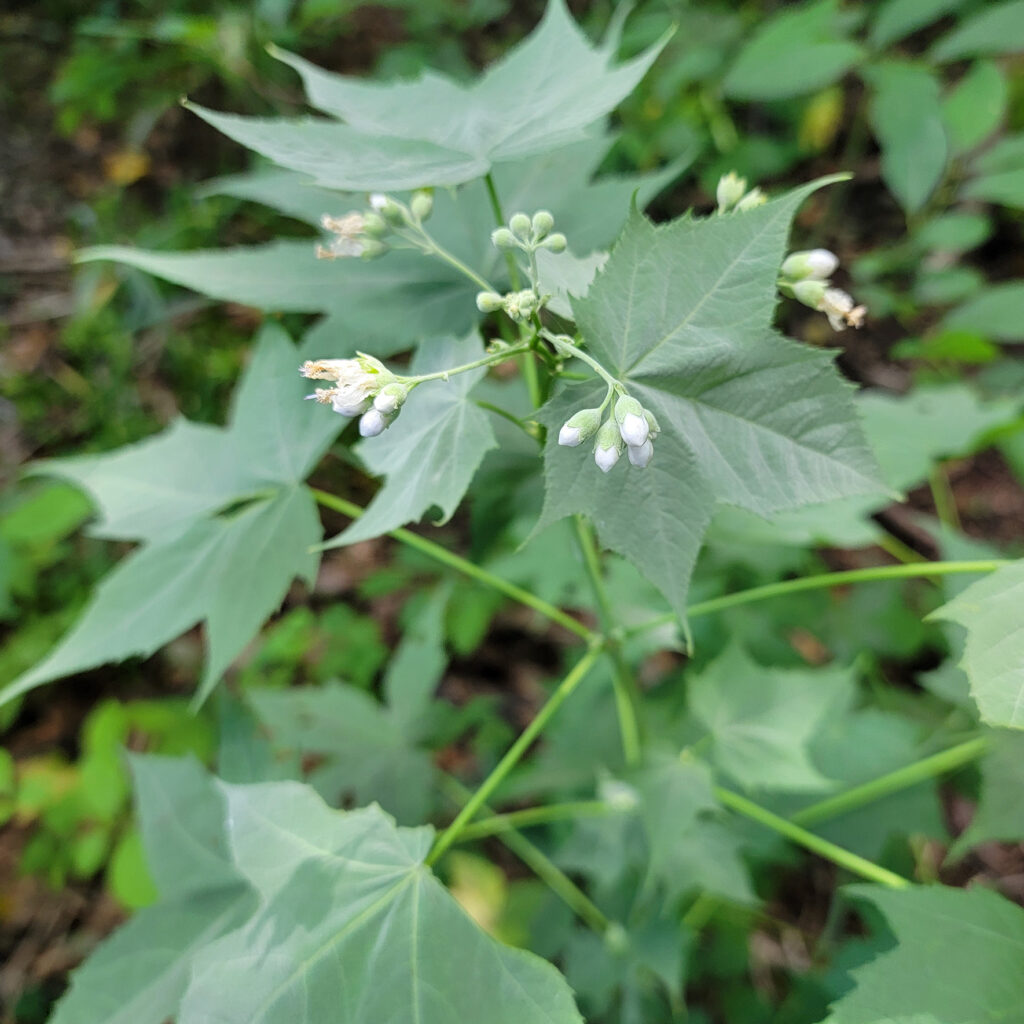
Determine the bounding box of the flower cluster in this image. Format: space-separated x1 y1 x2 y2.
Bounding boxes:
491 208 567 256
300 354 409 437
779 249 867 332
716 171 766 213
315 189 434 263
558 394 660 473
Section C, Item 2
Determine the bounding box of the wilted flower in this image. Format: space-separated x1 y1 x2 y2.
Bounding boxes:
300 353 395 417
316 212 369 260
792 280 866 331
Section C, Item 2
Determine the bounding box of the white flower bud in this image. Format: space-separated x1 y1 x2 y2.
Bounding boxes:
736 187 767 211
491 227 517 250
476 291 505 313
594 419 624 473
410 190 434 221
360 239 388 260
558 408 601 447
716 171 747 212
781 248 839 282
540 232 567 253
627 439 654 468
373 382 408 415
369 194 405 224
532 210 554 237
369 193 388 211
509 212 532 238
614 395 649 448
359 408 389 436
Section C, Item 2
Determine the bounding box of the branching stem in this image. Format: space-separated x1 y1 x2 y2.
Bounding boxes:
402 342 531 385
311 489 596 642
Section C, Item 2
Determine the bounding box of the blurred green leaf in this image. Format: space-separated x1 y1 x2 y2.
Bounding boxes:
942 60 1007 154
943 282 1024 341
723 0 864 100
869 0 967 49
867 61 948 214
831 885 1024 1022
931 0 1024 61
949 730 1024 858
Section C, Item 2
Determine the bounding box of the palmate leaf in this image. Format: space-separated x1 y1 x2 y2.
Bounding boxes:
49 757 257 1024
323 333 498 547
536 180 885 617
929 561 1024 729
187 0 667 192
0 325 336 708
178 779 583 1024
828 885 1024 1023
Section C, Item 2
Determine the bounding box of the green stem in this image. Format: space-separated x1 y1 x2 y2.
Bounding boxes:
408 221 498 294
792 736 989 827
311 489 595 642
484 173 522 290
573 516 643 767
474 399 540 440
713 785 911 889
929 462 962 532
403 342 531 385
441 776 609 933
626 560 1010 637
427 641 605 865
544 331 621 391
454 800 612 843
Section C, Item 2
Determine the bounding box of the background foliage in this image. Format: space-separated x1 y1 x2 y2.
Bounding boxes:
2 1 1024 1022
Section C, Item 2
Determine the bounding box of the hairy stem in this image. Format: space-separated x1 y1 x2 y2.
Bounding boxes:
544 330 621 391
403 342 531 385
573 516 643 766
712 784 911 889
427 641 605 865
442 776 609 933
312 489 596 642
626 560 1010 637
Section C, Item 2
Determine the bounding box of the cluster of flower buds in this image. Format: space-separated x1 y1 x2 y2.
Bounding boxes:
779 248 866 332
491 209 567 255
300 354 409 437
475 287 541 323
315 189 434 262
716 171 766 213
558 394 660 473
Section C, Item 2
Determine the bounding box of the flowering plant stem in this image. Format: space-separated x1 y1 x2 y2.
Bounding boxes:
427 640 605 866
441 776 610 934
626 559 1011 637
311 489 595 642
574 515 643 767
401 341 532 386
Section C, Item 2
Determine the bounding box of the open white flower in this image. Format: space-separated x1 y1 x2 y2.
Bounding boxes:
300 354 395 417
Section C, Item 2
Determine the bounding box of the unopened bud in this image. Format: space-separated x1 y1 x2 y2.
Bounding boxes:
594 419 624 473
558 408 601 447
781 248 839 282
476 291 505 313
614 395 649 448
332 393 371 417
532 210 555 237
627 439 654 468
509 212 532 238
410 189 434 221
491 227 517 250
373 382 408 415
370 194 405 224
644 409 661 440
360 239 388 260
503 289 539 323
362 212 389 238
737 188 766 211
716 171 747 212
359 408 390 437
540 232 567 253
792 279 828 310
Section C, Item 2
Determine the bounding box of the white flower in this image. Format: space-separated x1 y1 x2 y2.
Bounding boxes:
369 193 388 211
593 419 624 473
821 287 867 332
627 439 654 468
558 408 601 448
595 444 621 473
614 395 649 447
782 249 839 281
317 212 368 259
559 424 583 447
300 354 394 417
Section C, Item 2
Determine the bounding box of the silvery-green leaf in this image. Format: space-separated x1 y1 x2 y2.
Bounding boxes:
323 333 498 547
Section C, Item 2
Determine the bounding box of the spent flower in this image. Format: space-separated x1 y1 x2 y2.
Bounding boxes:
300 353 396 419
